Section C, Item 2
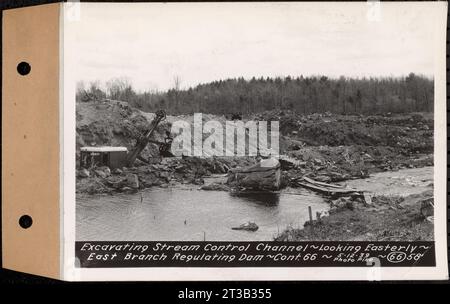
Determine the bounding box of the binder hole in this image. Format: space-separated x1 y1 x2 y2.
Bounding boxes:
19 215 33 229
17 62 31 76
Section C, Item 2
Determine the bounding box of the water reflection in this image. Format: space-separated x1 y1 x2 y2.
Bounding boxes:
77 188 326 241
76 166 433 241
231 192 280 205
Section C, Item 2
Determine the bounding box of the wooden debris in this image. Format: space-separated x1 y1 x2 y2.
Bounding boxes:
363 193 373 206
295 180 360 196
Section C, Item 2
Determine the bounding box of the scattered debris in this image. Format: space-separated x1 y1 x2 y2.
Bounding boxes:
292 176 361 197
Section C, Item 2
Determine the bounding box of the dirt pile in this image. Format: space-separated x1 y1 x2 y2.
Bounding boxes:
254 110 433 153
76 99 171 160
256 110 434 182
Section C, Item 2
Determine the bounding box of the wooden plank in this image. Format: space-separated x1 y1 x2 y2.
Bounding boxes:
363 193 373 205
296 181 360 196
302 176 346 189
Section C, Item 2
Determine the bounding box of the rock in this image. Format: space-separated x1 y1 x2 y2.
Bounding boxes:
227 158 281 191
113 168 123 175
94 170 107 178
317 210 329 219
125 173 139 189
174 165 185 172
94 166 111 178
200 183 230 191
231 222 259 231
99 166 111 176
420 198 434 217
77 168 90 178
193 178 204 185
330 197 355 211
346 200 355 210
159 171 171 182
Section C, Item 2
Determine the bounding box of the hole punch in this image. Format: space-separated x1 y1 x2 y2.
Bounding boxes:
17 62 31 76
19 215 33 229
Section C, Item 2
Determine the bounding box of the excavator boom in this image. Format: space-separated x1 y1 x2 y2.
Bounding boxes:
126 110 166 167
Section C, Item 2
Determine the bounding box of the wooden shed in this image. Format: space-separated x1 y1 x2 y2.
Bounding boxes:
79 146 128 169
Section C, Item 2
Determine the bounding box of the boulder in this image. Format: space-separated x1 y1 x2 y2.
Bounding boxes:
231 222 259 231
227 158 281 191
125 173 140 189
113 168 123 175
159 171 171 182
94 170 107 178
94 166 111 178
77 168 90 178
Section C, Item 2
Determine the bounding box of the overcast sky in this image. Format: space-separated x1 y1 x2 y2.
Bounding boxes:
67 2 443 92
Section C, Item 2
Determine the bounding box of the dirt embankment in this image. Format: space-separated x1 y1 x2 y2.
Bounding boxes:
76 99 170 159
275 190 434 241
259 110 434 183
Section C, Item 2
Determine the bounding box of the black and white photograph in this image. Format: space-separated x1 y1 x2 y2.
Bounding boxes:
2 0 449 284
66 2 447 276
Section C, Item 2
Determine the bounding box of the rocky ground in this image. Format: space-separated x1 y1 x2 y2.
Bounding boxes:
258 109 433 182
76 155 255 195
274 190 434 241
76 99 435 241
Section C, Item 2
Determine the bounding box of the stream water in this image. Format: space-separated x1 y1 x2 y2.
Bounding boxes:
76 166 433 241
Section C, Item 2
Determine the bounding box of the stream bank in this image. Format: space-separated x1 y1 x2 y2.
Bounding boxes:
275 167 434 241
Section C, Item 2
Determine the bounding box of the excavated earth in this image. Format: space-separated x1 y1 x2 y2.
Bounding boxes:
76 100 435 241
76 100 433 193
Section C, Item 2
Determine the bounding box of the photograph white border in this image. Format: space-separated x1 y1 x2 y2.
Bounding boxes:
62 2 448 281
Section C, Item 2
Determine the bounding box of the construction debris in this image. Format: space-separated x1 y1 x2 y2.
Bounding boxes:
291 176 362 197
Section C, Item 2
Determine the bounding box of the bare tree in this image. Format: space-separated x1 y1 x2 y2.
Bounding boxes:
173 75 182 91
106 77 132 100
172 75 182 111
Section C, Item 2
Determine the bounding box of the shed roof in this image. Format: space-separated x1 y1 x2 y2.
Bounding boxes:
80 146 128 152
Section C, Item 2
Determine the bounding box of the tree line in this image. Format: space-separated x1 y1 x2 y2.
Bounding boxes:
76 74 433 115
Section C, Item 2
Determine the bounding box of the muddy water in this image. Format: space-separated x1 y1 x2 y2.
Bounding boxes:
345 167 433 196
76 187 327 241
76 166 433 241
